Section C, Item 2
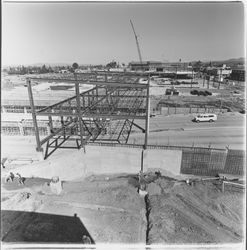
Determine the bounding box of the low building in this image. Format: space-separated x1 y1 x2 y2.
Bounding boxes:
129 61 193 78
206 64 232 79
230 67 245 82
129 61 163 71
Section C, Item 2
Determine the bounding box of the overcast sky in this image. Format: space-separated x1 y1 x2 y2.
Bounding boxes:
2 2 245 66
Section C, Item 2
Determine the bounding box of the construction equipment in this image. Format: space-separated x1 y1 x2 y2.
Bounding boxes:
130 20 143 67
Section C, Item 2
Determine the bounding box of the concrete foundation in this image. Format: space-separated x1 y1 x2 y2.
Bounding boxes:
9 145 183 181
144 149 182 177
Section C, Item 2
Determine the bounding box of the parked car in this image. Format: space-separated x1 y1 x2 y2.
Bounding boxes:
166 89 172 95
190 89 199 95
204 90 212 96
193 114 217 122
198 91 207 96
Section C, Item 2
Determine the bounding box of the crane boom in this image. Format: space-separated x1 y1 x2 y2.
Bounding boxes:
130 20 143 65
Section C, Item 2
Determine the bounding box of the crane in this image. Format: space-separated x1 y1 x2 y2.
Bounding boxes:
130 20 143 66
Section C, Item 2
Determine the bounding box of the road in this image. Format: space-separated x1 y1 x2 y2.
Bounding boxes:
1 112 245 160
131 112 245 149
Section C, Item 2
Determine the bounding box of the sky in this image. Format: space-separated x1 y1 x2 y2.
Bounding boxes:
2 2 245 66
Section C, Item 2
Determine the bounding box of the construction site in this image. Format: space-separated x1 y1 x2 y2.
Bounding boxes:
1 4 246 248
1 69 246 246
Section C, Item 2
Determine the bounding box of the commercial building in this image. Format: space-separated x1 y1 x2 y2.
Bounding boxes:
129 61 193 78
230 67 245 82
206 64 232 81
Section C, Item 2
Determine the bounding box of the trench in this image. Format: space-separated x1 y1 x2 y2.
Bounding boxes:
144 193 152 244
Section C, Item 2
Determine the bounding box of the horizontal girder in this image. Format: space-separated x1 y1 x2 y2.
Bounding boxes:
37 85 147 119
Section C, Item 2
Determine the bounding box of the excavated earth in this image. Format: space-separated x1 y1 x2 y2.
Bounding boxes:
145 177 244 244
1 173 244 245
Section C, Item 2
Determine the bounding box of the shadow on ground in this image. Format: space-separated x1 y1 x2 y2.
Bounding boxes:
1 210 95 243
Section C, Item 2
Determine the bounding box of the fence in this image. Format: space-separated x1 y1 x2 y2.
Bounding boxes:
160 106 228 115
180 148 245 176
1 121 49 136
224 150 245 176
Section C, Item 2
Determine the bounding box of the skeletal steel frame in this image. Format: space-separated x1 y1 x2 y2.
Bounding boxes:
27 72 150 159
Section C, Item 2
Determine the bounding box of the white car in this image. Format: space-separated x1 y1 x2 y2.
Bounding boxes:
193 114 217 122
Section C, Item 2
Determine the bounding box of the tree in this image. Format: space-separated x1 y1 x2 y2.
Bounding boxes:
40 64 48 74
72 62 79 70
106 61 117 68
48 66 54 73
20 65 27 75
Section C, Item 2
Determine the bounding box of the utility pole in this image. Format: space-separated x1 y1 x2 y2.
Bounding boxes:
191 67 193 88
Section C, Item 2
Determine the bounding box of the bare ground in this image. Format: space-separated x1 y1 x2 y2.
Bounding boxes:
146 178 244 244
1 173 244 245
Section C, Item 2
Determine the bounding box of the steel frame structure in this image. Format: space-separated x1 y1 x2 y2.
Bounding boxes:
27 72 150 159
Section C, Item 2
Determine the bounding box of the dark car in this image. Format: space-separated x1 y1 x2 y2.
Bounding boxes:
190 89 199 95
204 90 212 96
198 91 207 96
166 89 172 95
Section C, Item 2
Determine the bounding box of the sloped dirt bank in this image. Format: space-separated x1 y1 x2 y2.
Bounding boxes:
145 178 244 244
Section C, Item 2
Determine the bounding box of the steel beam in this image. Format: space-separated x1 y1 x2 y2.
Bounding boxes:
36 112 146 120
131 121 145 133
144 77 150 149
27 72 150 159
30 77 148 88
40 119 76 145
37 87 97 113
75 74 84 149
27 78 42 152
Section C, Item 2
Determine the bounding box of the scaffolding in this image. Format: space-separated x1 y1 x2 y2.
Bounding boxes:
27 72 150 159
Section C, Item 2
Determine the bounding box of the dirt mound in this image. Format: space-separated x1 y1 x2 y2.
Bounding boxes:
146 178 244 244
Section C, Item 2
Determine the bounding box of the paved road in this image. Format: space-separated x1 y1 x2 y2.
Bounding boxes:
1 112 245 160
132 112 245 149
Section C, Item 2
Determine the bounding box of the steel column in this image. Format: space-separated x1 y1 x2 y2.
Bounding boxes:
27 78 42 152
48 116 53 134
144 77 150 149
74 74 84 149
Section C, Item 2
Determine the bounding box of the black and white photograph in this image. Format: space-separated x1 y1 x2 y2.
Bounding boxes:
1 1 246 249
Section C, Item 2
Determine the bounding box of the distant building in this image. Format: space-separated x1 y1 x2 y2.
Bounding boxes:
230 67 245 82
205 64 232 81
108 67 127 72
129 61 191 73
129 61 194 79
59 69 70 74
129 61 163 71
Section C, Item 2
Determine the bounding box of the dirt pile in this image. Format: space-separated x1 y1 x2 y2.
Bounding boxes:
146 178 244 244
